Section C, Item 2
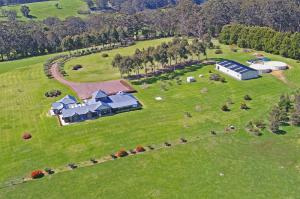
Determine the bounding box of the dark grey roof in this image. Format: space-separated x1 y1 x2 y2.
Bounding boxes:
52 102 64 110
218 60 257 74
107 93 138 109
58 95 77 105
92 90 107 99
61 102 110 118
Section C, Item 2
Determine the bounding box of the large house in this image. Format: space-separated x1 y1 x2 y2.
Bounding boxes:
216 60 259 80
51 91 141 124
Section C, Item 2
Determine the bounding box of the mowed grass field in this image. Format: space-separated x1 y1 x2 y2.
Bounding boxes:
0 0 88 21
0 39 300 198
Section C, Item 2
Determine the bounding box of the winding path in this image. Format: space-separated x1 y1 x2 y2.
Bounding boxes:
51 63 136 99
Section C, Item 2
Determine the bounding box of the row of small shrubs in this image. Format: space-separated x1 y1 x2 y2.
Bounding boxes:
43 54 70 78
45 90 62 98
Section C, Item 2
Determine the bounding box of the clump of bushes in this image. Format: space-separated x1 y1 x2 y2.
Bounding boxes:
44 168 54 175
210 74 226 83
101 53 109 58
115 149 128 157
45 90 62 98
215 49 223 54
31 170 44 179
246 120 266 136
72 65 83 70
135 145 146 153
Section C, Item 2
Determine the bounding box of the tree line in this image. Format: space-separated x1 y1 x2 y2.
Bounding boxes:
0 0 299 61
111 37 210 77
0 0 47 6
219 24 300 60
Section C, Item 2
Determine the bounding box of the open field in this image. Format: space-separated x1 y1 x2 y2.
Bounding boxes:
0 39 300 198
0 0 88 21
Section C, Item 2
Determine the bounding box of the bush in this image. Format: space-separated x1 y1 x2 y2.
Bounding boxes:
221 105 230 112
115 149 128 157
31 170 44 179
244 95 252 101
72 65 82 70
135 145 146 153
22 133 32 140
240 103 249 110
45 90 62 98
44 168 54 174
101 53 109 58
215 49 223 54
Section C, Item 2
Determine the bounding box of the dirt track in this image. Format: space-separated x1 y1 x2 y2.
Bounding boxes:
51 63 136 99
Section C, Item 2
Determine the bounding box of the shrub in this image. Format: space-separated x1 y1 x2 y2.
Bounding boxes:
135 145 146 153
72 65 82 70
31 170 44 179
101 53 109 58
215 49 223 54
240 103 249 110
44 168 54 174
244 95 252 101
221 105 230 112
22 133 32 140
210 73 222 81
45 90 62 98
115 149 128 157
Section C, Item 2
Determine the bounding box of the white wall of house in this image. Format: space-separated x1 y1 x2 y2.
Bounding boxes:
215 64 259 80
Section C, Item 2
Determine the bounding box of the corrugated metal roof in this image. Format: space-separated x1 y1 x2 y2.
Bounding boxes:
107 93 138 109
218 60 257 74
61 102 110 118
92 90 108 99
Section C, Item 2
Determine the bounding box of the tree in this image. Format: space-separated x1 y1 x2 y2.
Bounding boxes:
20 5 30 18
269 105 282 133
6 10 17 21
96 0 108 9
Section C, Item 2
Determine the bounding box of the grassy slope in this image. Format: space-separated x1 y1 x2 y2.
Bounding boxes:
0 0 88 21
0 40 299 198
64 38 173 82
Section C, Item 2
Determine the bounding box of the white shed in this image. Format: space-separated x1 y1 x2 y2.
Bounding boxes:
216 60 259 80
187 76 196 83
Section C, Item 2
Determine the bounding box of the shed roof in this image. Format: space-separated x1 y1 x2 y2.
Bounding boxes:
218 60 257 74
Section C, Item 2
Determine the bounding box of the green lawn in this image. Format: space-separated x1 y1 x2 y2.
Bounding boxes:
0 39 299 198
0 0 88 21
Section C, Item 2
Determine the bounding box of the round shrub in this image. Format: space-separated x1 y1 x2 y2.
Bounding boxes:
72 65 83 70
31 170 44 179
244 95 252 101
221 105 230 112
115 149 128 157
101 53 109 58
23 133 32 140
135 145 145 153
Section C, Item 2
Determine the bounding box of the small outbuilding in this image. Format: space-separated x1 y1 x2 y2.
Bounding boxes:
187 76 196 83
216 60 259 80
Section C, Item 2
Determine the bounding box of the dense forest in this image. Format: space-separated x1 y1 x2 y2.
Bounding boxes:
219 24 300 60
0 0 299 61
0 0 48 6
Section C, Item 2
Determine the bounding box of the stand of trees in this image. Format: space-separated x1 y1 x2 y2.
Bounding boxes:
269 93 300 133
219 24 300 60
111 37 209 77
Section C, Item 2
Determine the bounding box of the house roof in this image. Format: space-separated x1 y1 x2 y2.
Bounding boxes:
61 102 110 118
218 60 257 74
57 95 77 105
52 102 64 110
107 93 138 109
92 90 108 99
